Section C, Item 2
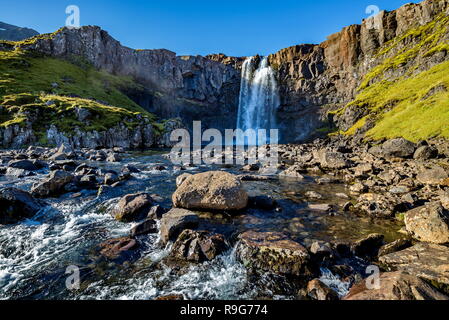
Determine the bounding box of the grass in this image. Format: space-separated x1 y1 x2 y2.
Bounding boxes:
343 60 449 142
360 14 449 90
0 46 165 142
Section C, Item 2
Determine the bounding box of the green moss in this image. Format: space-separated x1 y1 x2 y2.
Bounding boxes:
344 60 449 142
360 14 449 90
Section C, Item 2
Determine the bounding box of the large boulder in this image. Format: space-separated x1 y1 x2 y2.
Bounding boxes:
306 279 339 300
112 193 153 222
7 159 38 171
31 170 74 197
381 138 416 158
379 243 449 288
404 202 449 244
343 272 448 300
313 149 349 170
169 229 229 263
98 236 139 260
235 231 313 279
416 165 448 185
172 171 248 211
0 187 44 224
160 208 200 244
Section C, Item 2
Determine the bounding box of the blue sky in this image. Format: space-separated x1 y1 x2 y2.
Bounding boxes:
1 0 416 56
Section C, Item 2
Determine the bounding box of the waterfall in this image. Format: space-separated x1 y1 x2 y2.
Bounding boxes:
236 56 280 145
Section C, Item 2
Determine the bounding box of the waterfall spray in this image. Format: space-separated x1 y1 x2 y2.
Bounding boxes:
236 56 280 145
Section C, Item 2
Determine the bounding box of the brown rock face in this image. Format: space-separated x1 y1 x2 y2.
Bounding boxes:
18 26 241 133
0 187 44 224
379 242 449 288
172 171 248 211
344 271 448 300
235 231 313 279
169 229 229 263
112 193 153 222
404 202 449 244
159 208 200 244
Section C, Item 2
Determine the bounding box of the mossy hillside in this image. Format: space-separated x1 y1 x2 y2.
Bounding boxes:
0 48 146 113
360 14 449 90
343 60 449 142
0 46 165 142
0 93 156 141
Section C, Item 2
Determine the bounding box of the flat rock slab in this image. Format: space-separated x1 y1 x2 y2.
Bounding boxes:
344 271 448 300
236 231 313 279
379 243 449 287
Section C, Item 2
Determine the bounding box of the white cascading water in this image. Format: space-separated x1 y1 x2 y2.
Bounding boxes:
236 56 280 144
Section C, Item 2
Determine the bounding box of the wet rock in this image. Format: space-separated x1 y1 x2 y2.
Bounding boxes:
308 203 334 213
79 174 97 188
236 231 313 279
247 195 277 210
349 182 368 194
147 205 168 220
279 166 305 179
307 279 339 300
98 236 139 260
416 165 448 185
106 153 121 162
172 171 248 211
154 294 184 301
122 164 140 173
379 243 449 288
169 229 229 263
354 193 397 217
381 138 416 158
313 149 349 169
130 219 158 236
5 167 34 177
378 238 413 257
0 187 44 224
7 159 38 171
112 193 153 222
104 172 119 185
31 170 74 197
241 163 260 172
305 191 323 200
414 145 438 160
176 173 192 187
343 272 448 300
160 208 200 244
404 202 449 244
351 233 384 258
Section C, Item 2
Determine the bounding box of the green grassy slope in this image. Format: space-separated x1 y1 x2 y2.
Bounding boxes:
337 13 449 142
0 43 157 143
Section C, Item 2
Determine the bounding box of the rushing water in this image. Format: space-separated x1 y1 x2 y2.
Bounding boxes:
236 56 280 144
0 152 405 300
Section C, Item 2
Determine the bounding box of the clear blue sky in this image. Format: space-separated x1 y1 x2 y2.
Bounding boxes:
1 0 416 57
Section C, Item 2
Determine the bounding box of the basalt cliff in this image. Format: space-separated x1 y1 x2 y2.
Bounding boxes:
1 0 449 148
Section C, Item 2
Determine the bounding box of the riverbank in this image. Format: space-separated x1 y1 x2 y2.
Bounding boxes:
0 136 448 300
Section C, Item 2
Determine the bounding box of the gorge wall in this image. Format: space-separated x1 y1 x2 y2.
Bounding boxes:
4 0 449 146
18 27 244 134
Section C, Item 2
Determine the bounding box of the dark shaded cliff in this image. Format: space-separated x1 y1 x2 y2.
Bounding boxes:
16 27 243 133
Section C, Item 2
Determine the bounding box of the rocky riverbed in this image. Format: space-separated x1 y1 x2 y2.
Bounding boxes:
1 136 449 300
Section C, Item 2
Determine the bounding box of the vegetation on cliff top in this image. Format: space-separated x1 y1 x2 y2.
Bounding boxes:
338 12 449 142
0 45 159 142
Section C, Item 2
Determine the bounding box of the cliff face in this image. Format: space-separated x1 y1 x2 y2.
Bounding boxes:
269 0 449 142
19 27 242 133
3 0 449 146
